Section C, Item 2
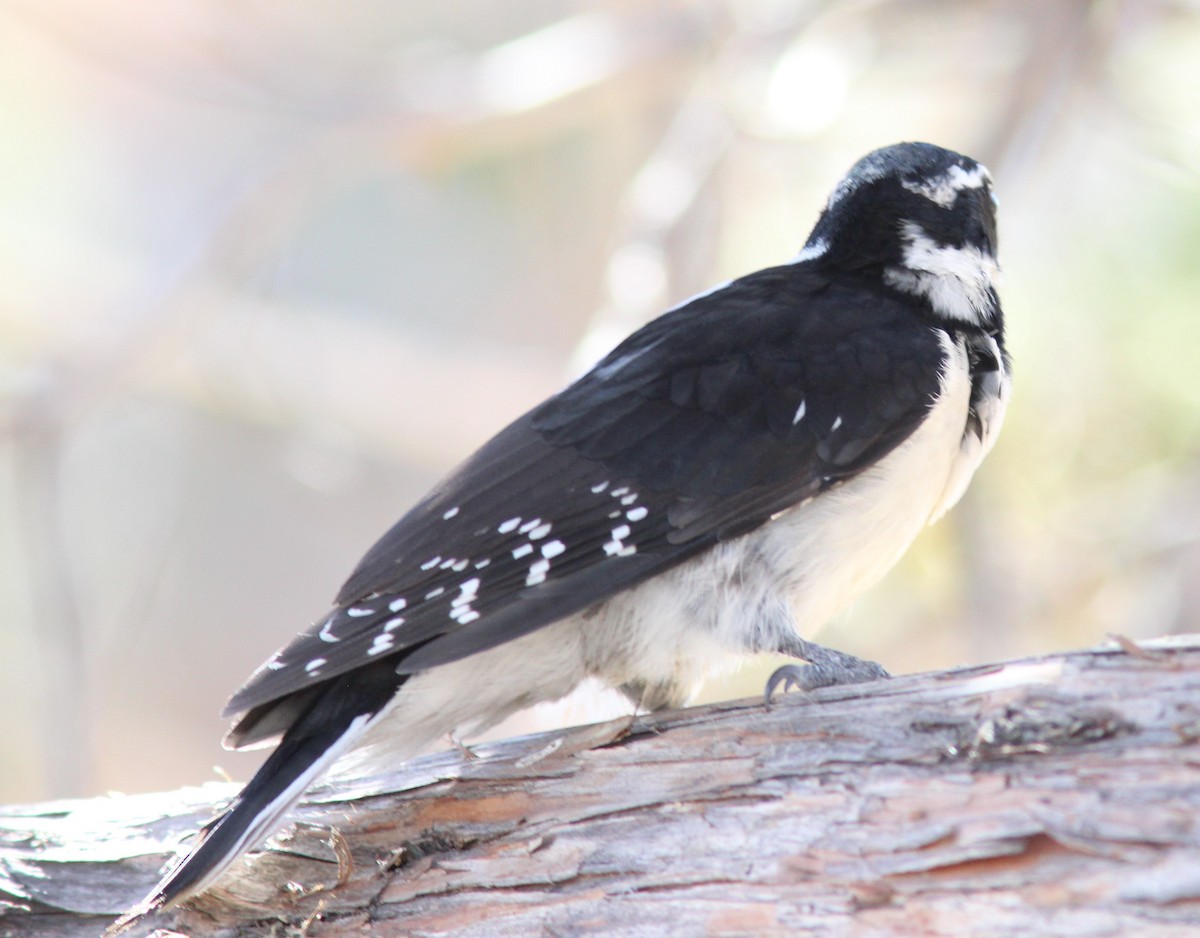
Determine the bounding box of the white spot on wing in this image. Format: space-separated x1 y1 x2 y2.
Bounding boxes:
498 518 521 534
318 616 340 643
442 506 460 520
367 633 395 656
512 544 534 559
792 399 807 424
541 540 566 558
528 522 552 540
383 617 405 632
626 506 648 522
450 578 481 622
305 658 327 675
425 587 445 600
420 556 441 571
525 558 551 586
455 578 481 602
831 415 843 431
388 597 407 612
602 524 634 557
591 481 609 494
347 606 374 617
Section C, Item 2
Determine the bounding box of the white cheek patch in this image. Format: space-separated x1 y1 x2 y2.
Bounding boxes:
901 163 990 208
883 221 1000 326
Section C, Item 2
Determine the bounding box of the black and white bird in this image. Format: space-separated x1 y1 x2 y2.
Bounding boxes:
113 141 1009 931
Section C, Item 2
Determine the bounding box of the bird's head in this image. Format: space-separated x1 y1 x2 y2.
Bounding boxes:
798 142 1001 331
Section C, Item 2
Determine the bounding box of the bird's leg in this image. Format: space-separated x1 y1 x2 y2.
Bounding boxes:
764 633 890 704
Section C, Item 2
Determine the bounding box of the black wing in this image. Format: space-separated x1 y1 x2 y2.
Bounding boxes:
223 265 946 724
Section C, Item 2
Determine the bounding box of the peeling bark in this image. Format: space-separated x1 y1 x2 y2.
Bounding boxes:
4 637 1200 937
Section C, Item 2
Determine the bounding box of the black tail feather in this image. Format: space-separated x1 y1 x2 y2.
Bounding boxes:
109 661 406 935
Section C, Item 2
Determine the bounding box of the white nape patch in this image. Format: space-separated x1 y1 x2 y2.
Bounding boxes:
318 617 340 643
830 415 843 432
347 606 374 617
383 617 405 632
790 238 828 263
528 522 552 540
901 163 989 208
626 506 648 522
526 558 551 586
420 556 441 571
389 597 407 612
498 517 521 534
305 657 327 675
368 633 396 656
792 399 807 425
591 481 610 494
425 587 445 600
442 506 460 520
541 539 566 558
518 518 543 535
883 221 999 326
512 543 534 559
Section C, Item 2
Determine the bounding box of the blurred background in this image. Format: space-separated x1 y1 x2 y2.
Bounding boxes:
1 0 1199 804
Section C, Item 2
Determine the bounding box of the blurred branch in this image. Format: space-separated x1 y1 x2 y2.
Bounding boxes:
9 402 88 798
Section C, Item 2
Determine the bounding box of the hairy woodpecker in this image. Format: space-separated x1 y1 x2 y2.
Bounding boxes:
113 141 1009 931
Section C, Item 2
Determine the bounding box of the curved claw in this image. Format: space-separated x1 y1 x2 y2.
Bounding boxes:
764 664 809 706
763 655 891 707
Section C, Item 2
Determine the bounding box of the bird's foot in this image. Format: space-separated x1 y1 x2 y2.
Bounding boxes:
764 637 889 705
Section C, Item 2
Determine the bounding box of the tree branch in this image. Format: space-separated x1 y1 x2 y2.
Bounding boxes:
4 637 1200 937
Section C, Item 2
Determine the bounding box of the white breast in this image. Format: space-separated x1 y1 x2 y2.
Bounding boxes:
761 329 980 630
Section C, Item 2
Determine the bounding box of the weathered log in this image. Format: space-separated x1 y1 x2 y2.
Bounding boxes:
4 637 1200 937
